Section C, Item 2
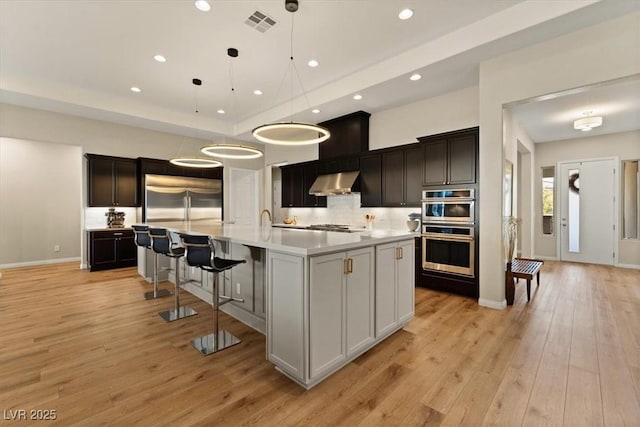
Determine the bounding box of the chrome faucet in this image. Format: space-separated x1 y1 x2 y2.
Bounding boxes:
260 209 272 226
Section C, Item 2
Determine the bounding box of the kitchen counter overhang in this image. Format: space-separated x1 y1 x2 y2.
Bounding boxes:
147 220 417 256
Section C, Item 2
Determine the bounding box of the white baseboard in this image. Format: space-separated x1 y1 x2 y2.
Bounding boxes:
616 263 640 270
0 257 81 270
478 298 507 310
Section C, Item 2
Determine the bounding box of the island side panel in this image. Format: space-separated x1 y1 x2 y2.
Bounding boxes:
266 250 306 382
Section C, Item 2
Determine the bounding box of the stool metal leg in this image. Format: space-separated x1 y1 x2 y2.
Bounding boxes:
144 251 171 300
191 271 241 355
159 257 197 322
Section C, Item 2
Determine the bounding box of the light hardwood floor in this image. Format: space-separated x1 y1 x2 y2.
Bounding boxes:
0 261 638 426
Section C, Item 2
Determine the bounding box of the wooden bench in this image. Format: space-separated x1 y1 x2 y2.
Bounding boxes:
506 257 544 305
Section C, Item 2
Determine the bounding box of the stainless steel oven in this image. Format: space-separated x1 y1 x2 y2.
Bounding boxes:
421 189 475 223
422 224 475 277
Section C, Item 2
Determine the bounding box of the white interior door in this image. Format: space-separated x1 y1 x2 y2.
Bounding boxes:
229 168 258 226
559 159 616 265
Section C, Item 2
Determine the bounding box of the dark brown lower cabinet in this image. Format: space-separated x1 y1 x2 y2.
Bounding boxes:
88 230 137 271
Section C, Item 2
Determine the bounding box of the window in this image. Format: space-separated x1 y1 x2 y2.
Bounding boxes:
542 166 554 235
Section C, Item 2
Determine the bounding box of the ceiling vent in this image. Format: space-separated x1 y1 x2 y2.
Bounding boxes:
245 10 277 33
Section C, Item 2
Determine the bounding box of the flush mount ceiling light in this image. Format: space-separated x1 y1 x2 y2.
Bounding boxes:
130 86 141 93
308 59 319 68
170 78 222 169
252 0 330 146
574 111 603 132
153 54 166 63
312 108 320 114
254 89 263 95
194 0 211 12
353 94 363 100
399 8 414 20
410 73 422 81
201 144 263 159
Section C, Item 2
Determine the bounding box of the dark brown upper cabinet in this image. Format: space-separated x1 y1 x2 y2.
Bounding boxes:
281 164 304 208
303 162 327 208
281 162 327 208
419 127 477 186
359 154 382 207
86 154 138 207
318 111 370 160
381 144 423 207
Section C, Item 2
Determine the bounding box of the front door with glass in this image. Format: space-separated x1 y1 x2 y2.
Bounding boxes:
559 158 617 265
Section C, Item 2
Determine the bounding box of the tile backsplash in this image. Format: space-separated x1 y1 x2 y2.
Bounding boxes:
275 193 420 231
84 207 139 229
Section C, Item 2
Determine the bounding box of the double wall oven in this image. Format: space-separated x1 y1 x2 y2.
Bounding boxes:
421 189 475 277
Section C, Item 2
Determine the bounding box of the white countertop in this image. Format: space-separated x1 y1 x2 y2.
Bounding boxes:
145 221 418 255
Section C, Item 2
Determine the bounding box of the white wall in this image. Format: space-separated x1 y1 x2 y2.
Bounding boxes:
0 103 264 268
478 11 640 308
0 137 81 266
534 130 640 266
369 86 479 150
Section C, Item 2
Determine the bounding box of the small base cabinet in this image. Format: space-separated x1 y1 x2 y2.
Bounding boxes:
375 240 415 338
88 230 137 271
266 238 414 389
309 247 375 380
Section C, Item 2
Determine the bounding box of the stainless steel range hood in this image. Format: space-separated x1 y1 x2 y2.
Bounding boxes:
309 171 360 196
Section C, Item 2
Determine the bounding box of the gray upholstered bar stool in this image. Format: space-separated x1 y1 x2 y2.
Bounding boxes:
180 233 246 355
148 227 198 322
132 224 171 300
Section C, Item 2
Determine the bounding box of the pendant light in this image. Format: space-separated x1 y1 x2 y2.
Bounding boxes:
201 48 264 159
170 78 223 168
251 0 330 145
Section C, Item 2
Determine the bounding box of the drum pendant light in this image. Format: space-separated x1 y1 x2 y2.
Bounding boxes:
252 0 330 146
170 78 222 168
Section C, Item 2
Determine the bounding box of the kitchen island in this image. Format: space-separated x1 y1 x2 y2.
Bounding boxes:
143 221 416 389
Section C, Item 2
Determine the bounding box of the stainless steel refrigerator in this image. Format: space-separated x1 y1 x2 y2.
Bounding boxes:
144 174 222 223
139 174 222 282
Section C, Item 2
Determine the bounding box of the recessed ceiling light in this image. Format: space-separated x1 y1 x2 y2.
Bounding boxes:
399 8 414 20
130 87 141 93
312 109 320 114
308 59 319 68
194 1 211 12
254 89 263 95
217 109 225 114
410 73 422 81
353 94 363 100
153 54 166 63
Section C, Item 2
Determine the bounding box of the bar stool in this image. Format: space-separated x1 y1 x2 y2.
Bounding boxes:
132 224 171 300
180 233 246 355
148 227 198 322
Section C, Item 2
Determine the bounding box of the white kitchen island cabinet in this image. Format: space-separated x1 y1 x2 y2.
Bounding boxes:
375 240 415 339
308 247 375 381
139 221 415 389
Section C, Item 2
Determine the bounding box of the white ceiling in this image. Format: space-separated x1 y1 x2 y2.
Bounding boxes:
1 0 638 143
510 77 640 143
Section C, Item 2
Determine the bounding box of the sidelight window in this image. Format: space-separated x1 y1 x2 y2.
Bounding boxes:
541 166 554 235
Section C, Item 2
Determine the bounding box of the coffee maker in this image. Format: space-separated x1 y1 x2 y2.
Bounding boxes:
105 208 126 228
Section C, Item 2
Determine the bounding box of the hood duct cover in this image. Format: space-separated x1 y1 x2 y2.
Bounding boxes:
308 171 360 196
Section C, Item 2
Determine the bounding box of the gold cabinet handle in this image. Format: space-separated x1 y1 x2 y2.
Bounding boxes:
348 258 353 274
399 247 403 259
344 258 349 275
